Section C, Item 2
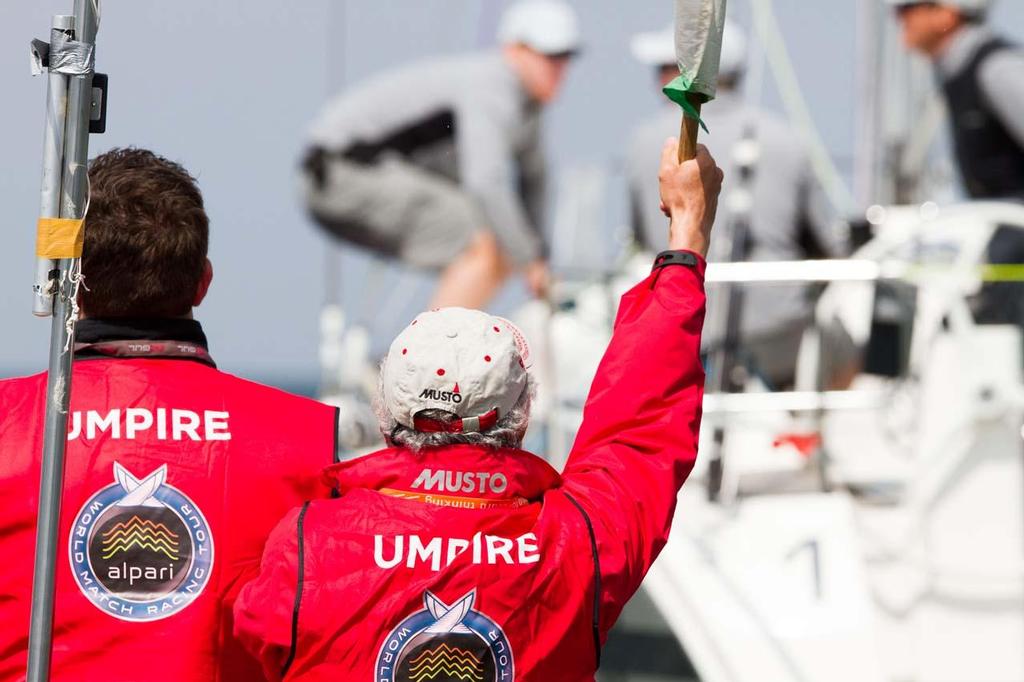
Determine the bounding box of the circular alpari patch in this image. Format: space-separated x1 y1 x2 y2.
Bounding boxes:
68 462 214 622
375 589 514 682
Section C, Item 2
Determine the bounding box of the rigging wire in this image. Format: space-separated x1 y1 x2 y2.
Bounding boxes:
323 0 345 309
750 0 857 214
742 0 767 111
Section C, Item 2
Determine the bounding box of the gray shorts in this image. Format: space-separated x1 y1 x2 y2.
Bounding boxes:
301 155 483 269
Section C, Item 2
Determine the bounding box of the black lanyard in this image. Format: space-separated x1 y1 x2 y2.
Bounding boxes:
73 339 216 368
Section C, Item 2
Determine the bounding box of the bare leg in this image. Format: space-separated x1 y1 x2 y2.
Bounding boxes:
429 231 510 309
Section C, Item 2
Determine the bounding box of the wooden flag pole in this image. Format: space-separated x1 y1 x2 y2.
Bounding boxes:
678 95 702 162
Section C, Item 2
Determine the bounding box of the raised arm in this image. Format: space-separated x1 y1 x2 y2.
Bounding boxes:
561 140 722 628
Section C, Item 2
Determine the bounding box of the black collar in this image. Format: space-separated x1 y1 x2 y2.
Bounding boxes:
74 318 214 366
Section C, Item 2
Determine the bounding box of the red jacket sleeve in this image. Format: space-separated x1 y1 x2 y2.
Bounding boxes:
233 505 304 682
560 256 706 634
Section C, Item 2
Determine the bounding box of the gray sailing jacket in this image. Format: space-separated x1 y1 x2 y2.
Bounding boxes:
626 92 842 344
308 51 547 266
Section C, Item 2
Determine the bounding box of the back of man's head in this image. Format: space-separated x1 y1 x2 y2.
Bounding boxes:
82 148 209 318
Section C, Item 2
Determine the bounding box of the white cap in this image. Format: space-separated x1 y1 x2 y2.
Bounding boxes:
888 0 992 15
382 308 531 433
498 0 582 56
631 19 748 77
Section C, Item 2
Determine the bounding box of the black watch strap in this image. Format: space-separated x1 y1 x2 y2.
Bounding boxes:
652 250 699 271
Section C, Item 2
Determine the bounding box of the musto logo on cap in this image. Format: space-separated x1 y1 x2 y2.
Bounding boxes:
68 462 214 622
375 589 514 682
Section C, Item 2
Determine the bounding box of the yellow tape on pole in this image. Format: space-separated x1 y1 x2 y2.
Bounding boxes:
35 218 85 259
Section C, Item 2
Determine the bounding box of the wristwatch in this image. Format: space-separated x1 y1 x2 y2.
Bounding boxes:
652 250 700 271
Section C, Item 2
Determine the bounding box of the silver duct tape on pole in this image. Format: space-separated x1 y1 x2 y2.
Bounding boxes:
46 31 95 76
27 1 98 679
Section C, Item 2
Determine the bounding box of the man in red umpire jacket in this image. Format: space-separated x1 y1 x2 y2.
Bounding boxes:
0 149 339 681
235 139 723 681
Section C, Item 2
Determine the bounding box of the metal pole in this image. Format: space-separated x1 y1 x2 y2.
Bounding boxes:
319 0 345 395
704 125 758 502
32 16 75 316
324 0 345 311
27 1 98 679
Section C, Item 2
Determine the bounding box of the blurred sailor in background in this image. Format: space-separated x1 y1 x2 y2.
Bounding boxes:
892 0 1024 326
625 20 844 389
301 0 579 310
891 0 1024 200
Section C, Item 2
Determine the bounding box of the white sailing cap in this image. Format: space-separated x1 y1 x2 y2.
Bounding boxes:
498 0 582 56
382 308 531 433
887 0 992 15
631 20 748 77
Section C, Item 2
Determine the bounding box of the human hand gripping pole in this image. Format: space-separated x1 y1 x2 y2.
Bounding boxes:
659 139 723 258
665 0 728 161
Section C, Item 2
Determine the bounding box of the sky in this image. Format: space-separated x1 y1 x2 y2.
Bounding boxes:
2 0 1023 391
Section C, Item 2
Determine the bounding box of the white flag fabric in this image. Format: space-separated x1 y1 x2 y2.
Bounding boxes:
673 0 728 102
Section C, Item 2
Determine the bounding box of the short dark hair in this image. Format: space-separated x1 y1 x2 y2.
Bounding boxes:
81 148 209 318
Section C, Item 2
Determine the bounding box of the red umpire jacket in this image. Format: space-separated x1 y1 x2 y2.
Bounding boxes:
234 254 707 682
0 319 338 682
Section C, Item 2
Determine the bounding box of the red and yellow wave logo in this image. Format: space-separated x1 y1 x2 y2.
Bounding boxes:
407 643 484 681
100 515 181 560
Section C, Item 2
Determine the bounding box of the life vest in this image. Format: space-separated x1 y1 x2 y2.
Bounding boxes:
942 37 1024 199
0 322 338 682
